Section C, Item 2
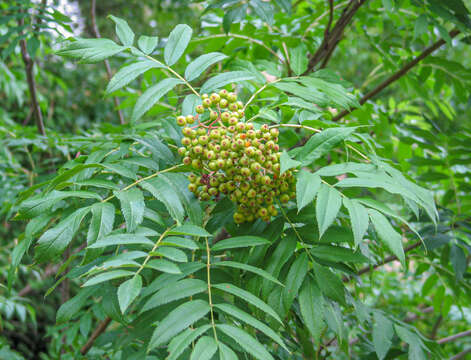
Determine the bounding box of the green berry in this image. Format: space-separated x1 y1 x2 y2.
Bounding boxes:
196 105 204 114
176 116 186 126
186 115 195 124
219 99 228 108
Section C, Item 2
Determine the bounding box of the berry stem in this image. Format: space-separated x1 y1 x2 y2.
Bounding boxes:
144 55 200 97
102 163 185 203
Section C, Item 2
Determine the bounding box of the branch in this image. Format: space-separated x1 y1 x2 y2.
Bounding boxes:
90 0 125 125
451 348 471 360
332 29 460 122
80 317 112 355
18 11 46 135
304 0 369 73
18 265 56 297
343 241 422 282
437 329 471 345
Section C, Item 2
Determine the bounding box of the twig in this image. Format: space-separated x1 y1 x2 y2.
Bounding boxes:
90 0 125 125
205 237 219 342
429 314 443 340
18 10 46 135
304 0 369 73
332 29 460 121
437 329 471 345
18 265 56 297
451 348 471 360
347 241 422 280
102 163 184 203
324 0 335 43
80 317 112 355
193 33 284 64
404 306 434 323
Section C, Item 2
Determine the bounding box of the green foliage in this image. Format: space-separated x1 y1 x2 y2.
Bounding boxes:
1 1 471 359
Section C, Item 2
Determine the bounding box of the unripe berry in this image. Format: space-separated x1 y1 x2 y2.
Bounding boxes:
188 173 197 183
209 110 218 121
245 146 256 156
247 189 256 198
219 183 228 193
177 116 186 126
208 187 218 196
217 159 225 168
236 122 245 132
202 93 209 99
228 117 238 125
258 207 268 218
262 175 271 185
203 98 212 107
192 159 202 169
221 112 231 122
210 129 221 139
206 150 215 160
188 183 197 192
236 101 244 109
280 194 290 203
219 99 228 108
229 103 238 111
191 138 199 146
208 160 218 170
182 137 191 146
219 89 228 98
240 182 250 192
182 127 194 137
270 128 279 137
178 147 186 156
197 128 206 136
186 115 195 124
199 135 209 145
196 105 204 114
228 92 237 102
193 145 203 155
250 162 261 172
239 156 250 166
241 167 251 177
183 156 192 165
210 93 221 103
233 212 245 224
227 125 236 133
238 110 245 118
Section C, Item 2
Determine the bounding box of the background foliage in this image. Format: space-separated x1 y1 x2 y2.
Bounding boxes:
1 0 470 359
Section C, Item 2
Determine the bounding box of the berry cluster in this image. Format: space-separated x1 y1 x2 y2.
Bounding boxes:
176 90 295 223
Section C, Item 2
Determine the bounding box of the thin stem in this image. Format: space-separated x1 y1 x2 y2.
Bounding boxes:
243 79 282 111
18 9 46 135
302 1 350 40
278 201 317 265
91 0 125 124
272 124 371 162
270 123 321 133
205 236 218 342
135 227 173 276
332 29 460 121
102 163 184 203
193 33 284 64
144 55 200 97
